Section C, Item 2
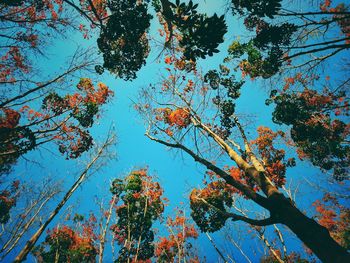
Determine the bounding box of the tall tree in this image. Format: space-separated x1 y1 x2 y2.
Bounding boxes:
136 54 350 262
13 133 115 262
0 77 113 175
154 209 199 263
110 168 166 262
0 0 114 175
0 179 61 261
34 222 98 263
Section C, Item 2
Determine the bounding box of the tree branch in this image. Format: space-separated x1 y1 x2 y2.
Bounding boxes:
145 132 270 209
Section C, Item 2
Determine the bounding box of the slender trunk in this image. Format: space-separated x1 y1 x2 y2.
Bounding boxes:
127 203 131 263
13 137 110 262
134 196 148 262
98 195 118 263
270 194 350 263
255 228 284 263
205 232 228 263
228 236 252 263
273 224 287 257
1 192 55 259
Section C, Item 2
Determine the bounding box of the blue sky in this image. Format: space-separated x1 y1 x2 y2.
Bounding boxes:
2 0 350 262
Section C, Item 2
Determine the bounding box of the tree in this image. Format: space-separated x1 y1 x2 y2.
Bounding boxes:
0 0 115 175
62 0 227 80
2 0 350 262
313 193 350 250
268 86 349 181
227 0 350 78
136 52 350 261
97 193 119 263
109 168 166 262
34 223 97 263
225 1 350 177
0 0 70 88
0 179 61 261
13 133 115 262
0 77 113 175
154 209 199 263
31 170 201 263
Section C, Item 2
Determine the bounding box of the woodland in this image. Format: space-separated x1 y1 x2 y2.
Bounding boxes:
0 0 349 262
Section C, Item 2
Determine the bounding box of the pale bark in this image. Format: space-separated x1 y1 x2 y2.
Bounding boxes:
13 135 114 262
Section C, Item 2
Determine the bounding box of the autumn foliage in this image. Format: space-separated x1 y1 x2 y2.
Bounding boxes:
110 169 165 262
0 0 68 85
313 194 350 249
34 225 97 263
1 0 350 262
155 210 199 263
270 87 349 181
0 78 113 174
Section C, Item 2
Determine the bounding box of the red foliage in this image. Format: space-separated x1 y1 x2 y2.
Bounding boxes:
167 108 191 128
76 78 114 105
320 1 350 43
155 210 199 262
1 78 113 163
0 0 66 83
156 107 191 133
251 127 290 187
43 224 97 261
0 108 20 129
313 193 350 248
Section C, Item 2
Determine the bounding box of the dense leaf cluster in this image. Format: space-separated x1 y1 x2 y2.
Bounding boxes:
0 108 36 175
190 181 233 232
169 0 227 61
110 170 164 262
34 226 97 263
227 1 297 79
270 90 349 180
0 181 19 224
231 0 282 18
97 0 152 80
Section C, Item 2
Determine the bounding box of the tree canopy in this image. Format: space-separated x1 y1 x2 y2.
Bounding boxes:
0 0 349 262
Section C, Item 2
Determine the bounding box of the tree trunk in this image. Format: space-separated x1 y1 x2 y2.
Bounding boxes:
270 194 350 263
98 195 118 263
13 136 112 262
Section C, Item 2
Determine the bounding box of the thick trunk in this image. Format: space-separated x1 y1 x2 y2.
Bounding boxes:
270 194 350 263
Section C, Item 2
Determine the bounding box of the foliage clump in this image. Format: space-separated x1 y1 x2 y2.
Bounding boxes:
0 180 19 224
110 169 165 262
190 181 234 232
34 225 97 263
97 0 153 80
269 89 349 180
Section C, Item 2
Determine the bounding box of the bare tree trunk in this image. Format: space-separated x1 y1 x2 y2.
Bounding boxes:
13 135 114 262
205 232 228 263
1 191 56 259
98 194 118 263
